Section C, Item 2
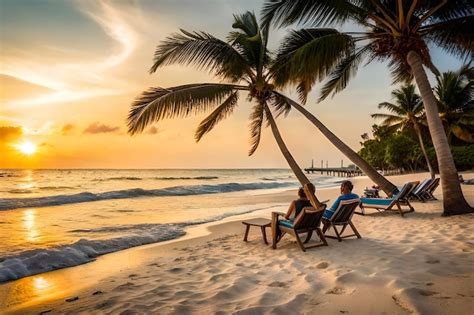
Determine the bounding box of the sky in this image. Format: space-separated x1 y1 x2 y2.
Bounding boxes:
0 0 464 169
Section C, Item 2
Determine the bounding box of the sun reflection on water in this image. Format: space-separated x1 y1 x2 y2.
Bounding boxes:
33 277 51 290
23 209 39 242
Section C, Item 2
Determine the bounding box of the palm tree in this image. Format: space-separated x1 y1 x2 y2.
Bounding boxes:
372 84 435 178
127 12 326 209
262 0 473 215
435 64 474 144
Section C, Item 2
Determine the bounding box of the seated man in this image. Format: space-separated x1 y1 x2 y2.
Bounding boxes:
323 180 359 220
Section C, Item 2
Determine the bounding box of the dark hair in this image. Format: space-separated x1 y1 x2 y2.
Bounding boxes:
341 180 353 191
298 187 306 198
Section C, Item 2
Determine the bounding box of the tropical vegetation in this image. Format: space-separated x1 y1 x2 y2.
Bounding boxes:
371 84 435 178
262 0 473 215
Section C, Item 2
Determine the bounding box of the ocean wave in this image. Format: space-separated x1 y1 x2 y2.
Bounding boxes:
0 224 185 283
0 181 297 210
94 176 143 181
154 176 219 180
0 204 283 283
39 186 77 190
7 189 34 194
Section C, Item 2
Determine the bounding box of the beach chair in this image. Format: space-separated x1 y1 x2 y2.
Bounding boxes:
271 207 328 252
358 182 415 217
423 178 440 200
322 199 361 242
409 179 433 201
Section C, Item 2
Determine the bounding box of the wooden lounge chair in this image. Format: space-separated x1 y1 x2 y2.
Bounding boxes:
271 207 328 252
358 182 415 217
322 199 361 242
409 179 433 201
423 178 440 201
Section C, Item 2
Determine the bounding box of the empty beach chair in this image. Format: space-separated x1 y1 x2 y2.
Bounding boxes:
409 178 433 201
322 199 361 242
423 178 440 200
358 182 415 217
271 207 327 252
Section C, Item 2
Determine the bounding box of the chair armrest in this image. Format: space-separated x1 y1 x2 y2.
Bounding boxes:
273 211 286 216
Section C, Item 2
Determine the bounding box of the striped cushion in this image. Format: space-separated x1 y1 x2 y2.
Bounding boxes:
279 219 293 228
360 197 393 206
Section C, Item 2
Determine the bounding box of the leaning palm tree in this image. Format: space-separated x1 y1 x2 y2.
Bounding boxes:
434 64 474 144
128 12 327 209
372 84 436 178
262 0 473 215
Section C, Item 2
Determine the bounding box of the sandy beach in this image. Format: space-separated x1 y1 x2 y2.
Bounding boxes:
0 172 472 315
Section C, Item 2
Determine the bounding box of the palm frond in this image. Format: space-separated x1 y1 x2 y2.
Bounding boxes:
149 29 251 82
128 83 242 135
318 44 371 102
195 92 239 142
271 28 354 103
377 102 406 116
371 113 404 126
261 0 361 29
269 92 292 118
248 102 265 156
422 16 474 60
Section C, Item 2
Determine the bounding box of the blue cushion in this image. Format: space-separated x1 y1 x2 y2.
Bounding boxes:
279 219 293 228
360 197 393 206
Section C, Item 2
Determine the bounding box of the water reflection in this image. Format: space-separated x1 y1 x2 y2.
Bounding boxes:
23 209 39 242
33 277 50 290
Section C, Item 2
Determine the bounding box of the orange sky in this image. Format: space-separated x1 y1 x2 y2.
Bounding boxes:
0 0 462 169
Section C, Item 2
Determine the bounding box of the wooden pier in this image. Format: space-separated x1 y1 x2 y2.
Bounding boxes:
304 167 363 177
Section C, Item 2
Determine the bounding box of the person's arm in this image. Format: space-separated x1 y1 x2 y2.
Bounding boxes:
327 196 342 213
284 201 296 219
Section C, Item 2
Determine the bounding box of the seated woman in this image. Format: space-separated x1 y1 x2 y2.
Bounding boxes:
279 184 315 226
323 180 359 220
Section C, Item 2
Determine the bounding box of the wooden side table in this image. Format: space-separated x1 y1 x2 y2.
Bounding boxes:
242 218 272 245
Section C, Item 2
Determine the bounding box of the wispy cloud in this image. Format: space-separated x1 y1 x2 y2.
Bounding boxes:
83 122 120 134
1 0 142 107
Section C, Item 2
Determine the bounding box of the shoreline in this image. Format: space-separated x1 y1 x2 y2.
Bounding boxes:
1 172 473 314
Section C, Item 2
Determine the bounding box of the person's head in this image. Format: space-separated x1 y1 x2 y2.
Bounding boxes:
340 180 353 194
297 187 307 198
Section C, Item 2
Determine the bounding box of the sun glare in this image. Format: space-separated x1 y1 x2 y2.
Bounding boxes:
16 141 37 156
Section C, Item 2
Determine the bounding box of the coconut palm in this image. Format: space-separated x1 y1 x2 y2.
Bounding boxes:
128 12 328 209
372 84 436 178
262 0 473 215
434 64 474 144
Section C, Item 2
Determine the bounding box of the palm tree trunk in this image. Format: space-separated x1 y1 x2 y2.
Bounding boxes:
413 121 436 179
280 94 399 196
263 104 324 210
407 51 473 215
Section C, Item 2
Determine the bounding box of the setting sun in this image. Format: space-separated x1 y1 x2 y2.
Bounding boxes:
15 141 37 156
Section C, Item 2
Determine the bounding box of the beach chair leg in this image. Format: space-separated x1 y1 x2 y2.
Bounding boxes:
406 200 415 212
271 213 278 249
322 220 330 233
316 228 328 246
349 221 362 239
332 224 343 242
340 223 348 236
304 231 313 243
243 224 250 242
294 232 306 252
396 203 404 217
261 226 268 245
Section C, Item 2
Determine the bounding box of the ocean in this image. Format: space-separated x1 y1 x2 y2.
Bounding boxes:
0 169 344 283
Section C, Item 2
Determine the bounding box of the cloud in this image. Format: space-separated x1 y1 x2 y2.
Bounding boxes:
0 126 23 142
61 123 76 135
83 122 120 134
147 126 159 135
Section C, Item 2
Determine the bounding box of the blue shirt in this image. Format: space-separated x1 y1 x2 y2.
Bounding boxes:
323 193 359 219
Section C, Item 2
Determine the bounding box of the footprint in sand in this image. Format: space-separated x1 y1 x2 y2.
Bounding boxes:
169 267 184 273
425 259 440 264
317 262 329 269
326 287 346 295
268 281 288 288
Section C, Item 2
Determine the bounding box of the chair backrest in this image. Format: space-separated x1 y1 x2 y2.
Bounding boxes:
330 199 360 223
406 181 420 196
426 178 440 194
388 182 414 207
293 207 324 230
413 179 432 195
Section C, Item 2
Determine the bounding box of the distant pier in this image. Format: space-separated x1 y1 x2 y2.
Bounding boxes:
304 167 363 177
